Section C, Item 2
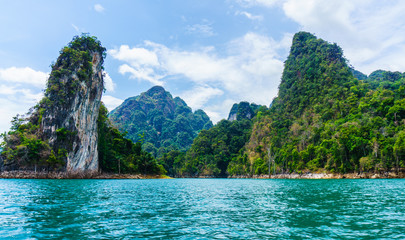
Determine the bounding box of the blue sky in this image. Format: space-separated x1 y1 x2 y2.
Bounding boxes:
1 0 405 133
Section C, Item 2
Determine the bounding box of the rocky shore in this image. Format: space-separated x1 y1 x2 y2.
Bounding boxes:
0 171 171 179
1 170 404 179
230 171 405 179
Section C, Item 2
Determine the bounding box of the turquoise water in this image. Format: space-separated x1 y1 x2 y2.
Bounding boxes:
0 179 404 239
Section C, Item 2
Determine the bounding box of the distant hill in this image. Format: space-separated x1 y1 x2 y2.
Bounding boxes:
109 86 213 157
227 102 263 121
159 101 267 177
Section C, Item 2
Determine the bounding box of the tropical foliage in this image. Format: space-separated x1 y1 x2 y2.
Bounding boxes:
98 103 165 174
0 35 164 175
0 34 106 171
161 32 405 177
246 32 405 175
109 86 212 157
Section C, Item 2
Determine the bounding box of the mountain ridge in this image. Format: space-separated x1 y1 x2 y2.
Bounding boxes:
159 31 405 177
109 86 213 157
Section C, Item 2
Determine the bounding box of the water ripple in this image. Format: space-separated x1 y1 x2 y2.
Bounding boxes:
0 179 404 239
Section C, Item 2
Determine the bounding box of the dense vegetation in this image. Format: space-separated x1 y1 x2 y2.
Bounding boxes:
98 103 165 174
1 32 404 178
159 119 252 177
161 32 405 177
0 34 106 171
0 34 164 175
159 104 266 177
0 113 63 171
247 32 405 175
109 86 213 157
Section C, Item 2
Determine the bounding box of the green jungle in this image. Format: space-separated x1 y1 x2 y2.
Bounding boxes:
1 32 404 177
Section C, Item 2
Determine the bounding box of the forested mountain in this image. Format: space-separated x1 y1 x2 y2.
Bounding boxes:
246 32 405 175
98 103 165 174
109 86 213 157
1 32 403 178
161 31 405 177
159 102 267 177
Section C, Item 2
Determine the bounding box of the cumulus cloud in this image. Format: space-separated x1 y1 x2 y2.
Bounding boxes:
203 98 238 123
0 67 48 133
109 45 159 67
233 0 405 74
94 4 105 13
109 32 289 122
118 64 165 86
103 71 116 92
0 67 48 88
101 95 124 112
281 0 405 74
0 98 26 135
180 86 224 110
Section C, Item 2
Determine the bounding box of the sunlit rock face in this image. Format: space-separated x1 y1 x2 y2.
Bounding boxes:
41 37 105 173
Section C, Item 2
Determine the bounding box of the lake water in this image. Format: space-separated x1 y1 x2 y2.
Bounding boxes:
0 179 404 239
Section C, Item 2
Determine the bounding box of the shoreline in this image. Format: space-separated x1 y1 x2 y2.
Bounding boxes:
0 171 172 179
0 170 404 179
230 171 405 179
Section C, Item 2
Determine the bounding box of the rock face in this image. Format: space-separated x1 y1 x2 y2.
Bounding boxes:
109 86 213 157
227 102 263 121
41 36 106 173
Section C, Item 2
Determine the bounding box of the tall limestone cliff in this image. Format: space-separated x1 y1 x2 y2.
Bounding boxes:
41 35 106 172
0 35 106 173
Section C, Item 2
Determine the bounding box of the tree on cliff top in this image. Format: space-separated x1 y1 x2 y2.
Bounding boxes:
246 31 405 175
1 34 166 175
1 35 105 172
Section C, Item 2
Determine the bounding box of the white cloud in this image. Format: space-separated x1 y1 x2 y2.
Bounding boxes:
0 67 48 133
103 71 116 92
101 95 124 112
234 0 405 74
236 11 263 21
0 98 27 135
186 20 215 37
109 45 159 67
118 64 165 86
281 0 405 74
204 98 237 123
109 32 288 122
180 86 224 110
94 4 105 13
0 67 48 88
